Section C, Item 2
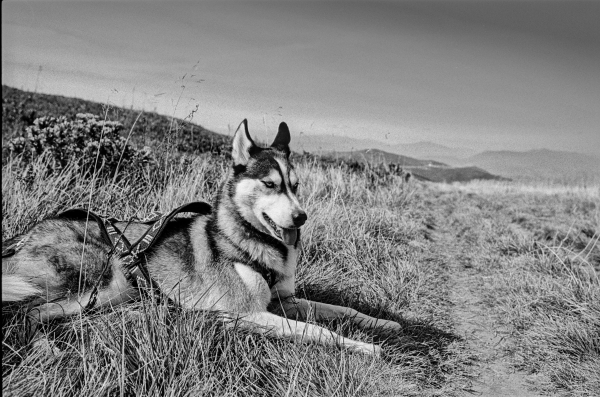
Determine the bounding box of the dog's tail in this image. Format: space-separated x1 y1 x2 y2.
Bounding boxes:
2 274 42 302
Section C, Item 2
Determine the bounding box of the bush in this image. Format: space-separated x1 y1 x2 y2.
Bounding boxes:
5 113 154 179
292 151 407 189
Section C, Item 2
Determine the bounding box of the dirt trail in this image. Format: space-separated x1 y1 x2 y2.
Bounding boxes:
450 271 541 396
435 214 544 396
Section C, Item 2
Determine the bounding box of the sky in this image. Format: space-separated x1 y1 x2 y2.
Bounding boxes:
2 0 599 154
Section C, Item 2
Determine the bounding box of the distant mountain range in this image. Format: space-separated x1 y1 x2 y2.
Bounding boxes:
294 134 476 159
298 134 600 183
462 149 600 183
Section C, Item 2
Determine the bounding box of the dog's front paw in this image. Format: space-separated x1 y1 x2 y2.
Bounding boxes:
351 341 382 357
364 318 402 332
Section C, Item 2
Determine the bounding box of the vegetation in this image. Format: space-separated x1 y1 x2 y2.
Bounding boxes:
436 181 600 395
2 85 230 156
6 113 154 180
2 150 467 396
2 87 599 396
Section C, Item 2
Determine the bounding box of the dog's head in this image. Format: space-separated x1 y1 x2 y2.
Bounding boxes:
229 119 306 246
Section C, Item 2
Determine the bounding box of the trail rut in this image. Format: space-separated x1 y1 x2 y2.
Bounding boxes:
434 205 546 396
450 269 541 396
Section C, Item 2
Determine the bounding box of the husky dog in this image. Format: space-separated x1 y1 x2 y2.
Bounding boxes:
2 120 400 354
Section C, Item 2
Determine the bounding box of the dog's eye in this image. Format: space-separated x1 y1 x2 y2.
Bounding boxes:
262 181 276 189
292 182 299 191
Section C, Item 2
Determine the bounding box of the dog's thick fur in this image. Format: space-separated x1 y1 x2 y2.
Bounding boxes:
2 120 400 354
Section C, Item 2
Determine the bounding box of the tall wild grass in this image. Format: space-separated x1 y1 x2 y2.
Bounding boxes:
2 151 466 396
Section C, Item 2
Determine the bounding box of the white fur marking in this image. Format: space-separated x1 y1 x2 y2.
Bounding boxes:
266 169 282 186
234 263 270 303
2 275 42 301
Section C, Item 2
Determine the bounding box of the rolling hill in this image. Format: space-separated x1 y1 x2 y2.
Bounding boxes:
327 148 447 167
328 148 506 183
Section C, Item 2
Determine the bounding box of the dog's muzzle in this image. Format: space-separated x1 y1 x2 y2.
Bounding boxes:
263 212 305 246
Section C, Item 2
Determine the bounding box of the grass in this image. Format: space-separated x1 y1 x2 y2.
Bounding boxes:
3 151 599 396
2 90 598 395
2 150 470 396
427 180 599 396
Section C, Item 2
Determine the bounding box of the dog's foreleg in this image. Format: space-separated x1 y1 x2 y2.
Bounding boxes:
273 296 402 331
232 311 381 356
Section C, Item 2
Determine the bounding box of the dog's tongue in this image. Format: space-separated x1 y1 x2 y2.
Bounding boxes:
282 228 297 246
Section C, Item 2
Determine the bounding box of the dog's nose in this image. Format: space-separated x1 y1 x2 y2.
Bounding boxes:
292 210 307 227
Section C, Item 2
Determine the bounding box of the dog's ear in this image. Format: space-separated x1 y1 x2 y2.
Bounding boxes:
271 122 291 155
232 119 256 165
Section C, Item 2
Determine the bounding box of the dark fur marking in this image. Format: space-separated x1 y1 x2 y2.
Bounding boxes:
75 229 86 244
232 147 289 180
248 145 263 158
17 219 115 295
53 246 113 293
205 194 225 269
232 164 246 176
274 162 288 194
145 218 196 278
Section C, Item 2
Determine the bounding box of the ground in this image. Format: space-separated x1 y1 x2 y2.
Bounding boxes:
2 140 599 395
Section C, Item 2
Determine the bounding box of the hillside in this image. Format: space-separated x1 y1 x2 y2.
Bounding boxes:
328 148 447 167
403 166 507 183
3 147 598 396
2 85 230 155
294 133 392 155
328 148 506 183
2 86 599 396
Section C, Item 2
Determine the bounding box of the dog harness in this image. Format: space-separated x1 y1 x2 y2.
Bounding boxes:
58 202 212 311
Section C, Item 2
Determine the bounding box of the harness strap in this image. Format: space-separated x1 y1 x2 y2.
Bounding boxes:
57 209 133 310
2 237 28 258
57 202 211 310
58 209 115 247
122 202 212 272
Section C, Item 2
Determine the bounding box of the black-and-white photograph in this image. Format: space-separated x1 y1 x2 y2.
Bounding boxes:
2 1 599 395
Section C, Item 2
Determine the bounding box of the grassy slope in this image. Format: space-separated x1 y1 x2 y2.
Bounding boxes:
432 181 600 395
2 153 470 396
2 88 599 396
2 85 230 155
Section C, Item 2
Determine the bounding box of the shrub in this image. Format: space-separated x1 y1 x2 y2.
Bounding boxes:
292 151 407 189
5 113 154 180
